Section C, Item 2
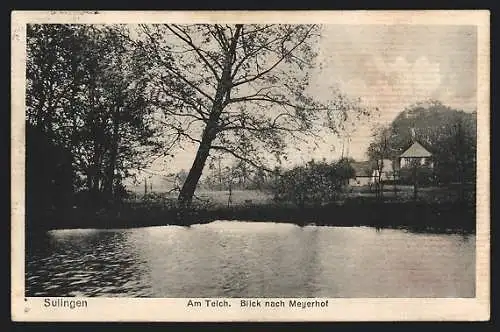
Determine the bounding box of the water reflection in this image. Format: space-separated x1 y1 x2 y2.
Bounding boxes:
26 222 475 298
26 229 152 297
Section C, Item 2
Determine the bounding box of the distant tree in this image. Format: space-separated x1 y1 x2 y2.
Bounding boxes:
438 116 476 200
234 160 253 188
336 157 356 186
389 100 476 185
206 155 224 190
368 100 476 192
222 165 239 207
367 126 394 197
249 168 269 190
134 24 365 213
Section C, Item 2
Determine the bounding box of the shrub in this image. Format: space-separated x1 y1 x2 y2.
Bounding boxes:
272 159 354 207
399 166 436 186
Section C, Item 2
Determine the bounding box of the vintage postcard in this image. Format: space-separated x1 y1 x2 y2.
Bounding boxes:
11 10 490 321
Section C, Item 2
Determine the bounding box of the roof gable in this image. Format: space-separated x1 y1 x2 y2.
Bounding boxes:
400 141 432 158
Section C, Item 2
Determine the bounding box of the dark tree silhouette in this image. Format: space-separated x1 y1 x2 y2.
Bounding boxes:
26 124 74 226
26 24 162 209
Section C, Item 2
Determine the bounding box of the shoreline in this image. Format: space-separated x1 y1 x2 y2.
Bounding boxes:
26 200 476 235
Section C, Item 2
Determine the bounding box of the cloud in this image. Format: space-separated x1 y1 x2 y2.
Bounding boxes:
323 54 446 160
334 55 441 125
315 24 476 109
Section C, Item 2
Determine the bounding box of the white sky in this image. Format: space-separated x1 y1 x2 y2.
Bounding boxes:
130 24 477 185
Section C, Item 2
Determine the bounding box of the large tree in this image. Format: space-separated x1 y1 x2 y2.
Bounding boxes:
134 24 363 211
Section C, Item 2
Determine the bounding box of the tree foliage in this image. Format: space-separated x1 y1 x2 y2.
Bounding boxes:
26 24 161 208
272 159 354 207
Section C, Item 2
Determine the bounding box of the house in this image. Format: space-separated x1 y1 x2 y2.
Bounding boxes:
348 161 373 186
399 141 433 168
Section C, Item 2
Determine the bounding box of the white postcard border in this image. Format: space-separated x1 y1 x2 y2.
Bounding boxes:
11 10 490 322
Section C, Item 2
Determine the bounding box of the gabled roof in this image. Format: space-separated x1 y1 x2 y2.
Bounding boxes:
400 141 432 158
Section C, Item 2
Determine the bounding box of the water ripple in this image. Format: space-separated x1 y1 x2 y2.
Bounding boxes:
26 221 475 298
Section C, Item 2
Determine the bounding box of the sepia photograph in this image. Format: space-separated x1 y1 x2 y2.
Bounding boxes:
11 10 490 321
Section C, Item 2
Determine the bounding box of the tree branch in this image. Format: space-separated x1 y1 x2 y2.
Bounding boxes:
210 144 275 173
167 24 222 80
232 26 315 87
139 26 216 103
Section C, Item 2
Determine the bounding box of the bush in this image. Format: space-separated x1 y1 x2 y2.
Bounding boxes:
399 166 435 186
272 159 354 207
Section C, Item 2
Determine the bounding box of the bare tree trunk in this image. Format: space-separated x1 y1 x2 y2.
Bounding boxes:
103 106 120 205
227 181 233 208
86 171 93 207
88 81 103 208
377 160 384 199
91 140 103 207
178 122 217 210
413 164 418 200
393 169 397 197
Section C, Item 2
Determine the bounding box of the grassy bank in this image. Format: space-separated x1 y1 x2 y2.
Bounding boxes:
27 198 476 234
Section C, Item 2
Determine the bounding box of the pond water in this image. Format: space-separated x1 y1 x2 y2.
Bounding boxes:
26 221 475 298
